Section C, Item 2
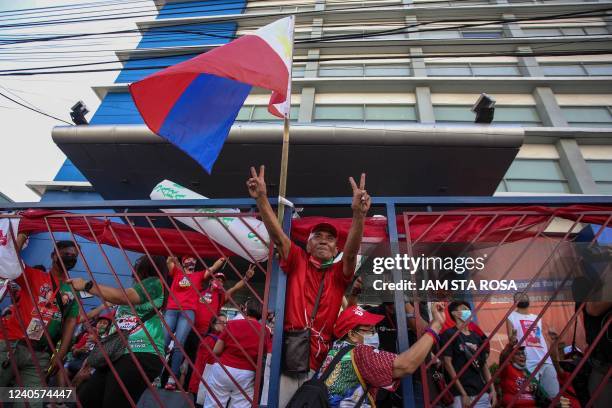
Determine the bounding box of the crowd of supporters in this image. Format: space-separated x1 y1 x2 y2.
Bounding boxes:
0 166 609 408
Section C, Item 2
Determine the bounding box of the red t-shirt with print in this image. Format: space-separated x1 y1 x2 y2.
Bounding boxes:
499 364 537 407
194 285 226 334
219 318 271 371
0 266 78 342
281 242 353 370
166 266 206 312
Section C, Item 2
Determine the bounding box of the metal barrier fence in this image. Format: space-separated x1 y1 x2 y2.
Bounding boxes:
0 196 610 408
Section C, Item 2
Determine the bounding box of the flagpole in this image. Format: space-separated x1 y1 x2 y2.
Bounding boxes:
277 117 290 222
277 16 295 223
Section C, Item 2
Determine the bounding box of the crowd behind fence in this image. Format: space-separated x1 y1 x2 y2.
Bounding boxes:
0 195 609 408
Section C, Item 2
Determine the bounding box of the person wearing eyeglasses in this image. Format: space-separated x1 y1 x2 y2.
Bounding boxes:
295 303 445 408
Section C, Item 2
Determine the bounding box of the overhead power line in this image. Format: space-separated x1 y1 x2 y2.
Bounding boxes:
0 89 72 124
2 2 609 45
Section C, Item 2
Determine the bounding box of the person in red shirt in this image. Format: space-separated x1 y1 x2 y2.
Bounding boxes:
202 299 271 408
189 314 227 399
549 332 582 408
67 314 112 376
499 344 538 407
193 264 255 336
0 236 80 396
247 165 371 407
162 256 224 390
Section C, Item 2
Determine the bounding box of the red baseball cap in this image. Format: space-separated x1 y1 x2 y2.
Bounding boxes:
213 272 226 280
333 305 384 339
309 222 338 238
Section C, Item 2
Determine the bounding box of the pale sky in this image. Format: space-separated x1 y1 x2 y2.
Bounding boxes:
0 0 154 201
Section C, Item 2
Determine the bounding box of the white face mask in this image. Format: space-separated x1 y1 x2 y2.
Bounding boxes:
362 332 380 348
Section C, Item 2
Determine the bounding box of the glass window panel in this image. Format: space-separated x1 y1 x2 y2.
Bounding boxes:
252 106 281 120
585 27 608 35
427 64 472 76
585 64 612 75
433 106 474 121
365 64 411 76
596 182 612 194
471 64 521 76
235 106 252 121
505 159 565 180
542 64 586 76
251 106 299 121
560 27 585 35
562 107 612 123
587 161 612 182
365 105 416 121
421 30 460 39
506 180 570 193
292 65 306 78
494 106 541 123
461 31 502 38
495 181 508 193
521 28 561 36
314 105 364 120
319 65 364 77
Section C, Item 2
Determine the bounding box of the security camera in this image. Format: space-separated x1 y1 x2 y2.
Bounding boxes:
472 93 496 124
70 101 89 125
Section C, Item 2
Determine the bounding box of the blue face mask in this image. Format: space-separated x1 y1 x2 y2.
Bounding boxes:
459 309 472 321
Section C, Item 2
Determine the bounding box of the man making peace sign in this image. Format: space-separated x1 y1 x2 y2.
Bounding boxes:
247 165 370 407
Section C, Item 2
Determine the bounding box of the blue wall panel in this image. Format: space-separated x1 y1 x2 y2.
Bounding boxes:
139 22 236 49
54 160 88 182
115 54 194 83
90 93 143 125
157 0 246 19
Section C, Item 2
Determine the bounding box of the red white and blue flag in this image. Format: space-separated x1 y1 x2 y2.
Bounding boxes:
130 16 294 173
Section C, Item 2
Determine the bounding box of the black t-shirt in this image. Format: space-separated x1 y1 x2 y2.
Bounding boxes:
366 305 400 353
583 306 612 364
440 327 487 396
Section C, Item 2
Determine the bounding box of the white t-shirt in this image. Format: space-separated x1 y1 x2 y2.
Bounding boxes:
507 311 552 371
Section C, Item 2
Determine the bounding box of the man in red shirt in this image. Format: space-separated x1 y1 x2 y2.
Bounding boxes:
0 235 79 399
247 165 370 407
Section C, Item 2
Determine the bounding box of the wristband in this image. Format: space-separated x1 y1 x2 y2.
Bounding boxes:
424 327 440 344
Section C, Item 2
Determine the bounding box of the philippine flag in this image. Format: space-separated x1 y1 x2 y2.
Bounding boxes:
130 16 294 173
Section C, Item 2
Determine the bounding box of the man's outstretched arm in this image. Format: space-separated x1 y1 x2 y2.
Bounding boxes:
343 173 371 277
247 165 291 260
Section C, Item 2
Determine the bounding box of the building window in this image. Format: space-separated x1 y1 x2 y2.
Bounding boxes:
236 105 299 122
427 63 520 77
586 160 612 194
293 65 306 78
521 27 608 36
461 31 503 39
313 104 417 122
497 159 569 193
319 65 364 77
433 105 541 125
541 63 612 76
318 63 411 77
561 106 612 127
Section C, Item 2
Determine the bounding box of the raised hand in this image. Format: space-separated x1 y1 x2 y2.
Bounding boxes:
245 264 256 280
349 173 371 216
431 302 446 330
247 165 267 199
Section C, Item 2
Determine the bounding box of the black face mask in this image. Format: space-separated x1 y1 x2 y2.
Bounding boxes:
517 301 530 309
59 254 77 270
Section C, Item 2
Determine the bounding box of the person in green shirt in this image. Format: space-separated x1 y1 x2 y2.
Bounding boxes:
68 255 168 408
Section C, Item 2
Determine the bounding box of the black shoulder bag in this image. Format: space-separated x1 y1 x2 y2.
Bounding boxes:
282 270 327 376
87 309 157 369
287 345 369 408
